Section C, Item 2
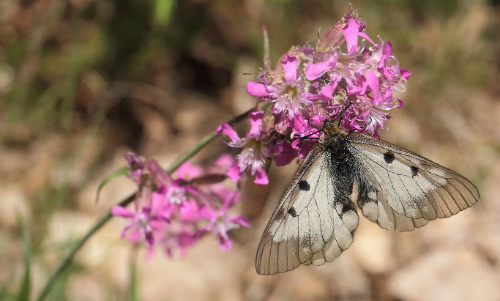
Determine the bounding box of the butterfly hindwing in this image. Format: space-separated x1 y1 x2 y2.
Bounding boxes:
347 132 479 231
255 142 359 275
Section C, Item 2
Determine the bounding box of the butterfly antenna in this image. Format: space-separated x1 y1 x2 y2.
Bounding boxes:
300 119 323 140
307 119 322 131
322 102 353 130
302 103 354 140
335 102 353 128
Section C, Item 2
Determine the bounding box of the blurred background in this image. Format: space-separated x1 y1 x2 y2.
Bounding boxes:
1 0 500 300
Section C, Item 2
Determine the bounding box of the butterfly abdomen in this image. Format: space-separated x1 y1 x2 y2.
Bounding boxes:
324 135 360 237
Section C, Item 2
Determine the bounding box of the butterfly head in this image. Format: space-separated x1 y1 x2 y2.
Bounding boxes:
319 102 353 138
323 123 341 136
318 122 349 143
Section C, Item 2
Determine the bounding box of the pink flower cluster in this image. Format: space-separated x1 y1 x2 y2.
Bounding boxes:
112 152 250 256
218 11 411 185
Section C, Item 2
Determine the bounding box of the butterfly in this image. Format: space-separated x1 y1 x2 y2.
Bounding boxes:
255 127 479 275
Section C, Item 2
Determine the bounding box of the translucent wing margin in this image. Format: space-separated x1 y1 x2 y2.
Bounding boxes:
255 144 359 275
347 132 479 232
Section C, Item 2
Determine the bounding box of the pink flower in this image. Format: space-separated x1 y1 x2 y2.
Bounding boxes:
243 7 411 159
160 224 196 257
164 180 190 204
196 191 250 251
147 160 172 189
247 55 313 135
216 111 272 185
124 152 146 184
114 153 247 257
270 137 297 166
174 161 204 180
111 205 169 248
270 55 311 118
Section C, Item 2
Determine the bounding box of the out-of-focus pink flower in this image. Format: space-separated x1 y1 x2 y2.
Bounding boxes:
161 224 196 258
111 205 169 248
112 153 248 256
147 160 172 189
124 152 146 184
196 191 251 251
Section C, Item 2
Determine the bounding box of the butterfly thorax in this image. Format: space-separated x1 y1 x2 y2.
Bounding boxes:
323 132 350 164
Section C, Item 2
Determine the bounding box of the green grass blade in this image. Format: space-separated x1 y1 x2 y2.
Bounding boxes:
129 247 139 301
17 216 31 301
95 167 129 203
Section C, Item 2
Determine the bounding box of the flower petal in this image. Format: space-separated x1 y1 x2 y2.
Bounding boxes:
226 163 242 183
253 167 269 185
230 215 251 227
383 40 393 57
111 205 135 218
273 143 297 166
358 31 376 46
175 162 203 179
319 80 336 100
146 160 172 188
365 70 380 104
216 123 240 141
246 82 270 97
297 140 316 159
248 111 264 137
342 18 360 54
291 114 308 136
199 205 217 220
305 55 338 81
213 153 235 169
400 68 412 81
281 54 298 83
218 234 233 251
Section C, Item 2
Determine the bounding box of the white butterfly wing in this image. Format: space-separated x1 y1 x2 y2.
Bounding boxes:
255 144 359 275
347 132 479 232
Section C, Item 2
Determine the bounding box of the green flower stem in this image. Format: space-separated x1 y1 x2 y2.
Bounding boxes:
168 107 256 172
34 194 135 301
167 131 219 173
34 108 254 301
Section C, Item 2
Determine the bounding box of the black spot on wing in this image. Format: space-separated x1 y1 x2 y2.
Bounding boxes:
411 166 419 177
288 207 297 217
384 151 395 164
298 180 310 191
